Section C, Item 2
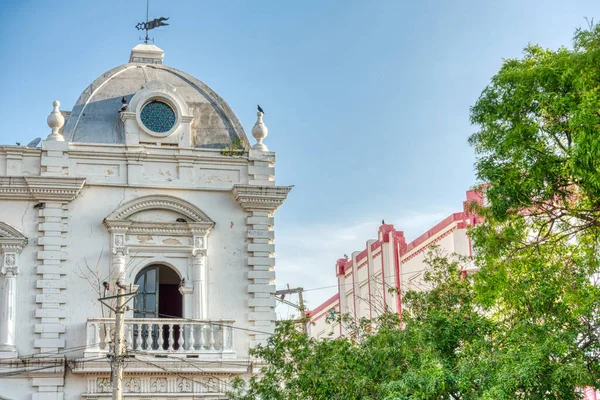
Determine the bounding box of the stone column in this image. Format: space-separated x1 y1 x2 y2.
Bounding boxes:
0 252 19 358
232 185 291 348
192 252 206 319
190 232 209 320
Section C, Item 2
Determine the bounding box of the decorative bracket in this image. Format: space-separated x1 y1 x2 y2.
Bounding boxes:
232 185 292 212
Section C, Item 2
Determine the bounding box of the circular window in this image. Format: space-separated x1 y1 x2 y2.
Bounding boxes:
140 100 176 133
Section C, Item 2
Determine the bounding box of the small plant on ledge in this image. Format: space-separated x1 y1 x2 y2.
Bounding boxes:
221 138 247 157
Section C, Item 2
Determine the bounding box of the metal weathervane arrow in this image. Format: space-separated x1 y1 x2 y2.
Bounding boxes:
136 0 169 44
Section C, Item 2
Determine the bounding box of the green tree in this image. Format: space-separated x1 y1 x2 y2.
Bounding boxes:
467 22 600 397
228 249 488 400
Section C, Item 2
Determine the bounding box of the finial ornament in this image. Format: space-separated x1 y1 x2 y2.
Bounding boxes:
46 100 65 142
252 107 268 151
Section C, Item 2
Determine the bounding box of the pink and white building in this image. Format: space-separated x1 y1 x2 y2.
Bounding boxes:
308 189 484 339
306 190 600 400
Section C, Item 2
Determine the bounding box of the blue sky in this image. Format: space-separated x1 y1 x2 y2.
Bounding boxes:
1 0 599 312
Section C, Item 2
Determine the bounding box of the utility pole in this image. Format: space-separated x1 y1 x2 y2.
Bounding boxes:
298 289 307 334
99 283 136 400
112 283 125 400
275 286 307 334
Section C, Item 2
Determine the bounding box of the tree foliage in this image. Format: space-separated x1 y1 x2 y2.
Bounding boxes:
229 24 600 399
229 250 487 400
467 23 600 397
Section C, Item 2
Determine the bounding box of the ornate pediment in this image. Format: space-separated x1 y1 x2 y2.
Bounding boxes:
105 195 213 225
0 222 27 251
103 195 213 255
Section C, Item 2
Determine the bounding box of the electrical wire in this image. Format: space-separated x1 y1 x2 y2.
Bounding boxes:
155 313 276 337
14 343 104 361
301 267 431 293
130 355 232 394
0 356 107 378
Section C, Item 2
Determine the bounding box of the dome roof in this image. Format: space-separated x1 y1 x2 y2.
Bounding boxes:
63 45 249 148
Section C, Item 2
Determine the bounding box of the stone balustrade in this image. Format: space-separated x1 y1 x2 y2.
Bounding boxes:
84 318 236 358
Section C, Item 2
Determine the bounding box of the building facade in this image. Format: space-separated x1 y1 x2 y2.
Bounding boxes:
306 193 600 400
0 44 290 400
308 189 483 339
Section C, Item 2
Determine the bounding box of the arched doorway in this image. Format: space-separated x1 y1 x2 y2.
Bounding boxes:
134 265 183 349
134 265 183 319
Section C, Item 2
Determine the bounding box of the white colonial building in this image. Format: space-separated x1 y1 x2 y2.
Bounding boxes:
0 44 290 399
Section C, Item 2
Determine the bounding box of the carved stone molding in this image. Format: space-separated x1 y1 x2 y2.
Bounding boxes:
0 266 18 276
0 222 28 251
105 194 214 225
24 176 86 202
85 374 233 396
0 221 27 275
232 184 292 212
0 176 85 202
104 196 214 241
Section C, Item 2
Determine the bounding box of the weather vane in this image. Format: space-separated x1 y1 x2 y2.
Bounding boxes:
135 0 169 44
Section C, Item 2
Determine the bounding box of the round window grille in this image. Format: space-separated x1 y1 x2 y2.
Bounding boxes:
140 100 176 133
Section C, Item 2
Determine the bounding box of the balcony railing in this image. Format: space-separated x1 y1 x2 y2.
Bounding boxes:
84 318 236 358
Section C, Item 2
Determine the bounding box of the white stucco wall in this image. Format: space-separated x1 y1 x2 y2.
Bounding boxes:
0 45 292 398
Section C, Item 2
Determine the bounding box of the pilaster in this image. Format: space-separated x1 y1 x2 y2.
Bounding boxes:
0 230 26 359
232 184 291 347
248 150 275 187
28 178 85 354
5 148 25 175
125 151 148 185
40 140 69 177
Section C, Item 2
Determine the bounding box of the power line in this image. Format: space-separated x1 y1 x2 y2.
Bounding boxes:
131 355 232 394
0 356 107 378
15 343 103 361
301 267 431 294
176 355 240 392
155 312 276 337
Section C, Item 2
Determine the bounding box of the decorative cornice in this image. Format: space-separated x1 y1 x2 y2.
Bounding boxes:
0 177 85 202
24 177 86 202
232 185 292 212
105 195 214 224
0 177 32 200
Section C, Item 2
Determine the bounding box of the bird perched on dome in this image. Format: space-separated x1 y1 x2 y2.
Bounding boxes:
257 104 265 114
119 97 128 113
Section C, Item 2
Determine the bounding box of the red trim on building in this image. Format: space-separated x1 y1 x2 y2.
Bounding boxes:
381 247 387 309
337 279 343 336
405 212 465 253
352 259 357 324
356 249 368 262
394 237 402 314
367 243 373 320
307 293 340 323
310 188 487 333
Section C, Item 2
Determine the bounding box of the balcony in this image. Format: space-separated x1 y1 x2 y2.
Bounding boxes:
84 318 236 358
